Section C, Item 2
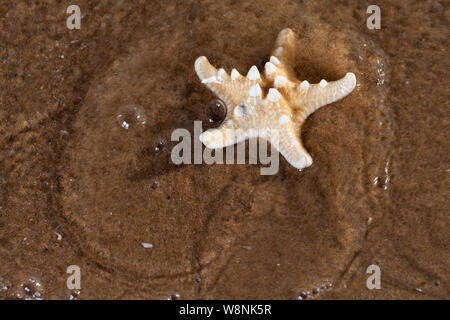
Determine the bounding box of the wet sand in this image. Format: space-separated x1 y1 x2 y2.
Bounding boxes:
0 0 448 299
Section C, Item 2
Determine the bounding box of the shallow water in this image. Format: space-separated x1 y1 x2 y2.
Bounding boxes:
0 0 448 299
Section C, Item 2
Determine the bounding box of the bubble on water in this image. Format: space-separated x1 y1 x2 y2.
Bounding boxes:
170 293 181 300
383 160 390 190
150 180 159 190
297 291 310 300
121 121 130 129
154 139 167 152
20 278 43 300
206 100 226 124
69 289 80 300
297 281 332 299
376 59 386 86
117 105 147 131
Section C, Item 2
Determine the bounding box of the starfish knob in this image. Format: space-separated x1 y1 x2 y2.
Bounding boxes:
195 28 356 170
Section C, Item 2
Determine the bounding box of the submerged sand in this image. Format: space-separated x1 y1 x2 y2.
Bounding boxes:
0 0 448 299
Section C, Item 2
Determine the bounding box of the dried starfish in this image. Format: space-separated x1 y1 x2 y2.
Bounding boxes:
195 28 356 170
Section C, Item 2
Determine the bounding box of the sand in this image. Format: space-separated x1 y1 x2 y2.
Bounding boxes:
0 0 448 299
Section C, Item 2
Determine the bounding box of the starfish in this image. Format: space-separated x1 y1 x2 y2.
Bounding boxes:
195 28 356 170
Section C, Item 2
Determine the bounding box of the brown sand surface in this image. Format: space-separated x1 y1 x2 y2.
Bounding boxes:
0 0 448 299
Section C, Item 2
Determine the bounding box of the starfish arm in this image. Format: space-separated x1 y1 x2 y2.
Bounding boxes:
297 72 356 119
194 56 231 99
266 126 313 170
199 119 248 149
271 28 297 76
195 56 262 108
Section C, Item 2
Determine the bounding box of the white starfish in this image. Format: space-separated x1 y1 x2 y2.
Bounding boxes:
195 28 356 170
